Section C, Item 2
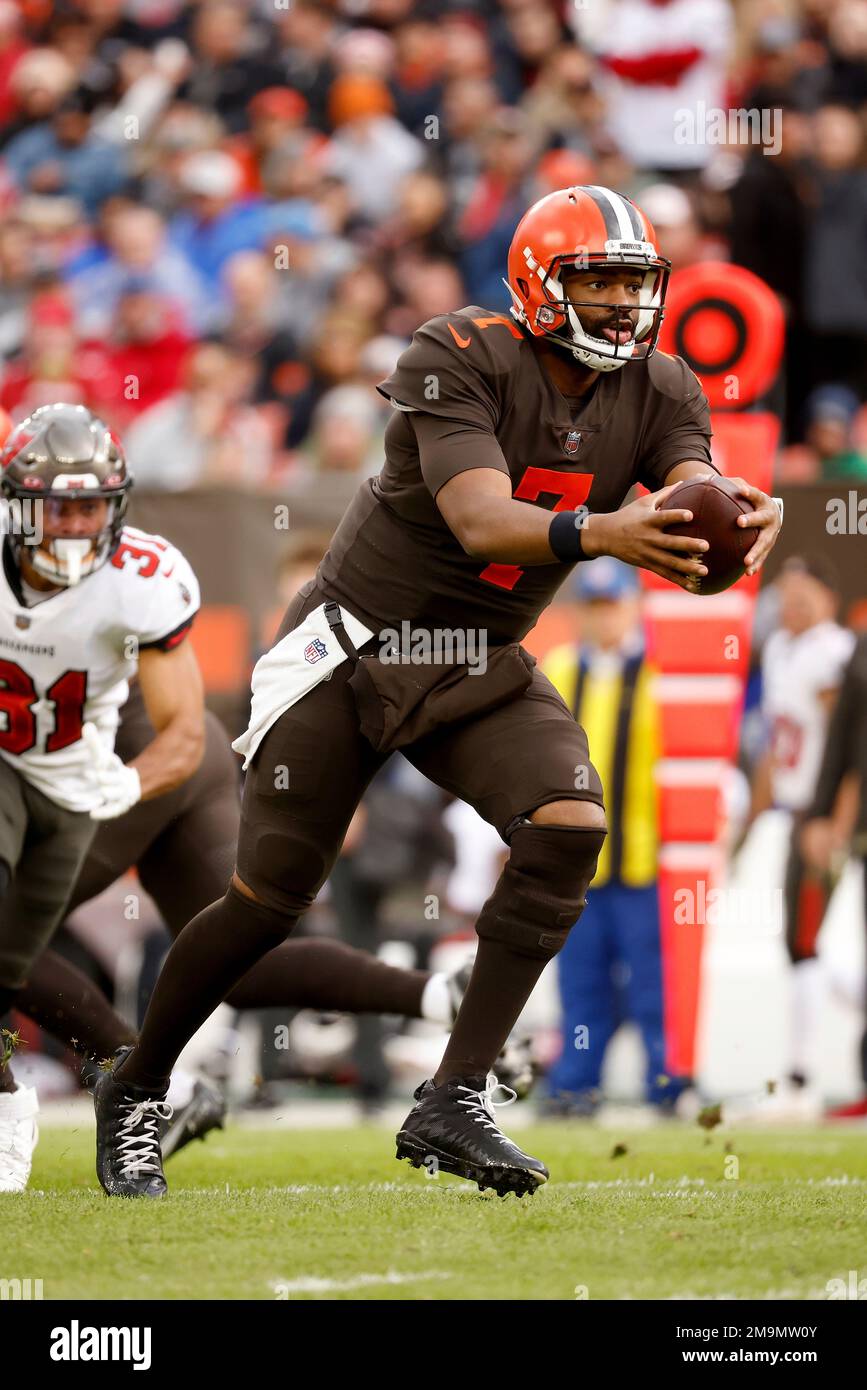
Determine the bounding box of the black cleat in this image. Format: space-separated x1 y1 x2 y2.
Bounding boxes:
396 1072 549 1198
161 1078 226 1160
94 1046 172 1198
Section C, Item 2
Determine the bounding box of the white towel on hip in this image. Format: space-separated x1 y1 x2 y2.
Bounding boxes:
232 601 375 769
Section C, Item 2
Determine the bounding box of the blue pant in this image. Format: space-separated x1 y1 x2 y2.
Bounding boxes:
547 879 686 1107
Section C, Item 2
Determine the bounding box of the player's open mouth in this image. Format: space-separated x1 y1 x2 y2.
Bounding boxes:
600 325 634 345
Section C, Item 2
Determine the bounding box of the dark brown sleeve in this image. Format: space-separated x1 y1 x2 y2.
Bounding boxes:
637 395 715 490
807 639 864 818
377 316 500 431
409 412 511 498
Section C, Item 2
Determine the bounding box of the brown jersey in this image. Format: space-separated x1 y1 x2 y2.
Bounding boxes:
316 306 713 645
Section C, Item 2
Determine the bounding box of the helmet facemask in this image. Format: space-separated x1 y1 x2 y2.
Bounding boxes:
509 247 670 373
14 489 129 589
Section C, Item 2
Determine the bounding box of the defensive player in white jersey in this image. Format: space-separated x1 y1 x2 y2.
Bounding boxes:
0 403 203 1190
748 556 855 1118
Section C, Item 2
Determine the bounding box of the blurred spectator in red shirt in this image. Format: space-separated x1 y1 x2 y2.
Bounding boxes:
83 276 192 429
226 85 312 197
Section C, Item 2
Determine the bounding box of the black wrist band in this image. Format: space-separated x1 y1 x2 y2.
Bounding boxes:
549 509 589 562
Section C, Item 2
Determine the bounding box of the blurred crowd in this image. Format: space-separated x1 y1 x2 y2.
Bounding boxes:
0 0 866 492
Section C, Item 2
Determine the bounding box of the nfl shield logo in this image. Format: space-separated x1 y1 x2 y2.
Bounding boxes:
304 638 328 664
564 430 582 455
15 615 30 630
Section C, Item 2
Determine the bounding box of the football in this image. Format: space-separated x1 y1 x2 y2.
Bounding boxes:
663 475 758 594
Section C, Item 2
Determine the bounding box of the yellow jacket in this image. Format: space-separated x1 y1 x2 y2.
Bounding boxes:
543 642 659 887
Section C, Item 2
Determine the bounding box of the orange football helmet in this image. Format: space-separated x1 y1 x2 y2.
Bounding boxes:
505 186 670 372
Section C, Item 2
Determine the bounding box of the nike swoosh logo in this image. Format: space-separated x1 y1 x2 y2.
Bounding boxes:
447 322 472 349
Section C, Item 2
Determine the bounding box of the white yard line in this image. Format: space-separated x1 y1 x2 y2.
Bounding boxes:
270 1270 452 1295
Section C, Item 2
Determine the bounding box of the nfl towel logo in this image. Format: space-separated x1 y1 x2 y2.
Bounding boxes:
564 430 582 455
304 638 328 664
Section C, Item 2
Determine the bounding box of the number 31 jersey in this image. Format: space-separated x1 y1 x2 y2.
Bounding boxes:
0 525 200 812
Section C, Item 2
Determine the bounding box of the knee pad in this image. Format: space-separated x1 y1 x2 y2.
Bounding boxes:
476 822 607 961
236 822 332 918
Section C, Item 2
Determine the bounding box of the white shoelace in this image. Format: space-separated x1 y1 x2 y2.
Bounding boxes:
456 1075 518 1146
116 1097 173 1180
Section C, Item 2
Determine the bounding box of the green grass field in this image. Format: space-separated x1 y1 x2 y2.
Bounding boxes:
5 1122 866 1300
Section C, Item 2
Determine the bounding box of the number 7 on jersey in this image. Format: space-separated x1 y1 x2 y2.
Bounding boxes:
479 469 594 590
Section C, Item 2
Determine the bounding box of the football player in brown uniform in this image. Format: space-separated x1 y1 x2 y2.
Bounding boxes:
95 186 782 1198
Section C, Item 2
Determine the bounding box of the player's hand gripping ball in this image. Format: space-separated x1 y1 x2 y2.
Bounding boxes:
663 475 770 594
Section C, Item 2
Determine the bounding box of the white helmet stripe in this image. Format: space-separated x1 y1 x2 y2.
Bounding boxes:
585 185 641 240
